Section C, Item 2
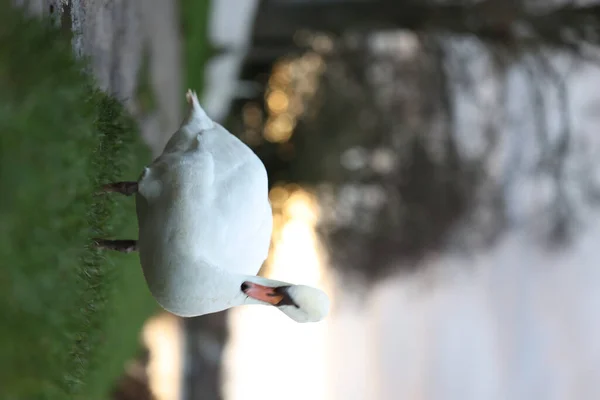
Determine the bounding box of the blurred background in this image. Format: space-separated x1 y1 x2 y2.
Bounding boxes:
2 0 600 399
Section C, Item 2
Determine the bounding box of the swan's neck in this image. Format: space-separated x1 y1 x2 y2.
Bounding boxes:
215 272 329 323
184 270 287 316
166 266 329 323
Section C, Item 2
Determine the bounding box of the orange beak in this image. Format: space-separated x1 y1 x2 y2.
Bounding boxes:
242 282 285 305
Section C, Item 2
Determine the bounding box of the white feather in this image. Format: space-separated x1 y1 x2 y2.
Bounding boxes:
134 90 329 323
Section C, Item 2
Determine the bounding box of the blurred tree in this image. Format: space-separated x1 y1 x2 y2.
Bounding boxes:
285 34 482 281
255 0 600 52
230 0 600 282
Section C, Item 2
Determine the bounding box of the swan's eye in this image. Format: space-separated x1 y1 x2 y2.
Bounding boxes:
240 282 250 292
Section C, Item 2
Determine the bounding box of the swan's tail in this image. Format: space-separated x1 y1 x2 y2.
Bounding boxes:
183 89 214 131
162 89 214 152
242 278 330 323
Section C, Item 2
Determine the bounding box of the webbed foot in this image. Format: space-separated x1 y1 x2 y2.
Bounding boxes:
98 181 138 196
92 238 138 253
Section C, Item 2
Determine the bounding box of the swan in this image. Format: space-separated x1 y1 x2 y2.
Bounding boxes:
94 90 329 323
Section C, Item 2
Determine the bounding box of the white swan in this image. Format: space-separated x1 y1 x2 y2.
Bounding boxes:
95 90 329 323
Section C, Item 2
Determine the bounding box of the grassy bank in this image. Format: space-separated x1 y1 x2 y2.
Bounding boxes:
0 3 155 399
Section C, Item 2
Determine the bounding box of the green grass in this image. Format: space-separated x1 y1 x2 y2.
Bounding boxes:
0 3 156 399
180 0 212 98
135 45 158 116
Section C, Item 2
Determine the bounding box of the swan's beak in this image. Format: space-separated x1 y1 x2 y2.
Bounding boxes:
241 282 297 307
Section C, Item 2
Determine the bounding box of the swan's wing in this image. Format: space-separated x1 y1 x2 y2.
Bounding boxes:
207 145 273 275
137 148 215 206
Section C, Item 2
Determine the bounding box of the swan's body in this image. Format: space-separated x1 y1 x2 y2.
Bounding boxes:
99 90 329 323
136 92 273 316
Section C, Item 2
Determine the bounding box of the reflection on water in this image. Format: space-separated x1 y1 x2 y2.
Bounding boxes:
223 186 333 400
142 313 183 400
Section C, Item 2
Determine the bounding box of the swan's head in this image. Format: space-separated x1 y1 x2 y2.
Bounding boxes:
241 282 330 323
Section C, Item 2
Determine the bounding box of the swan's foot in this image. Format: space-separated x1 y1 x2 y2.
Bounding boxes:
92 238 138 253
98 181 138 196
